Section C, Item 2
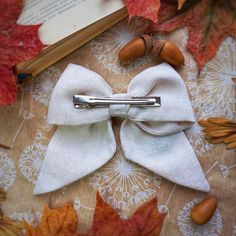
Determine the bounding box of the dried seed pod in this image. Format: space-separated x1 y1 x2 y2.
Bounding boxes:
152 40 185 66
118 34 153 61
191 196 217 225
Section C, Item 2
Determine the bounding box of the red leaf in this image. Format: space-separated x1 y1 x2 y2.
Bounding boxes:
150 0 236 71
0 0 23 29
91 192 123 236
0 0 44 106
89 192 166 236
0 65 17 105
127 198 166 236
124 0 161 23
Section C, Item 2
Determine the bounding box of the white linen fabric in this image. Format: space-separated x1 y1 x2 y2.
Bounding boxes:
34 63 210 194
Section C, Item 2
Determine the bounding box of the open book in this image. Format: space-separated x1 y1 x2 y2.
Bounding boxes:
16 0 127 82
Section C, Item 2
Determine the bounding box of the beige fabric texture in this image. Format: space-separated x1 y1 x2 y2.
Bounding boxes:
0 19 235 235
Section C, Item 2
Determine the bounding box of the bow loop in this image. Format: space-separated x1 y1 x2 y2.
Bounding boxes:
48 64 113 126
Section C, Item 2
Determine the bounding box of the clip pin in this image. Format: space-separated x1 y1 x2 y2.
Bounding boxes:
73 95 161 108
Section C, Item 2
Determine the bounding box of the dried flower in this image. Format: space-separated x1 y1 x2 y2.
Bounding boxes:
199 118 236 149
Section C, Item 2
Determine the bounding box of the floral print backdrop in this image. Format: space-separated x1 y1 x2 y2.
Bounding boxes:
0 17 235 235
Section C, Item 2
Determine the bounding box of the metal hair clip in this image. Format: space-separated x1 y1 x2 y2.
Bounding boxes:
73 95 161 108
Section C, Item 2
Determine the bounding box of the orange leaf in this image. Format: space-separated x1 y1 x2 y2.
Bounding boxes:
91 192 123 236
25 203 78 236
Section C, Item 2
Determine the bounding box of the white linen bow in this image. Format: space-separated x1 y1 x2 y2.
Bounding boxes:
34 63 210 194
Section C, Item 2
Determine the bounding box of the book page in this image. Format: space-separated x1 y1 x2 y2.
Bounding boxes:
18 0 124 45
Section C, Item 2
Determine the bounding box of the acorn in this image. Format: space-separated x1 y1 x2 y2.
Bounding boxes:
151 40 185 66
191 196 217 225
118 34 153 61
118 34 184 66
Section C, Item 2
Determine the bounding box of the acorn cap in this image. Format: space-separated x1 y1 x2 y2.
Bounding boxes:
151 40 166 58
151 40 185 66
141 34 153 53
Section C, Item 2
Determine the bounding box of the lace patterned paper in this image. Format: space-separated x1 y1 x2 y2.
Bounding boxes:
0 152 16 191
89 146 161 212
29 66 61 106
19 142 46 184
177 198 222 236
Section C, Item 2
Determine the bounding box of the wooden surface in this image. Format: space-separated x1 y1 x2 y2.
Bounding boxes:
0 18 235 235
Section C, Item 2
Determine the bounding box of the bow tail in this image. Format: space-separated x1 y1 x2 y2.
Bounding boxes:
120 121 210 192
34 121 116 195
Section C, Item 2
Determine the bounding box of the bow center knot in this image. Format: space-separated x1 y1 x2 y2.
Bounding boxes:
109 93 131 118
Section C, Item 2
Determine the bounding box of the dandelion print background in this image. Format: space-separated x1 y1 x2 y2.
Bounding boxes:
0 17 235 235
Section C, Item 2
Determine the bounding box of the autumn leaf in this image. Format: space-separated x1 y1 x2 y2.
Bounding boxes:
124 0 161 23
150 0 236 71
123 0 187 23
0 64 17 105
25 203 78 236
86 192 166 236
0 0 44 106
25 193 165 236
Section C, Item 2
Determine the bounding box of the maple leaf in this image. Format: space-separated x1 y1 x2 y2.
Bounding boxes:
0 0 44 106
0 64 17 105
25 203 78 236
82 192 166 236
124 0 161 23
150 0 236 71
123 0 187 23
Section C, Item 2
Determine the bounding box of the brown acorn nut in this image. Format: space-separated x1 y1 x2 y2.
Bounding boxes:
191 196 217 225
152 40 185 66
118 34 153 61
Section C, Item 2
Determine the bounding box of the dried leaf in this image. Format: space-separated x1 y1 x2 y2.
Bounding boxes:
0 0 44 106
124 0 187 23
150 0 236 71
0 216 23 236
88 192 166 236
25 203 78 236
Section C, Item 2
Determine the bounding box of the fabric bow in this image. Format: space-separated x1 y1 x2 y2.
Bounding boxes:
34 63 210 194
